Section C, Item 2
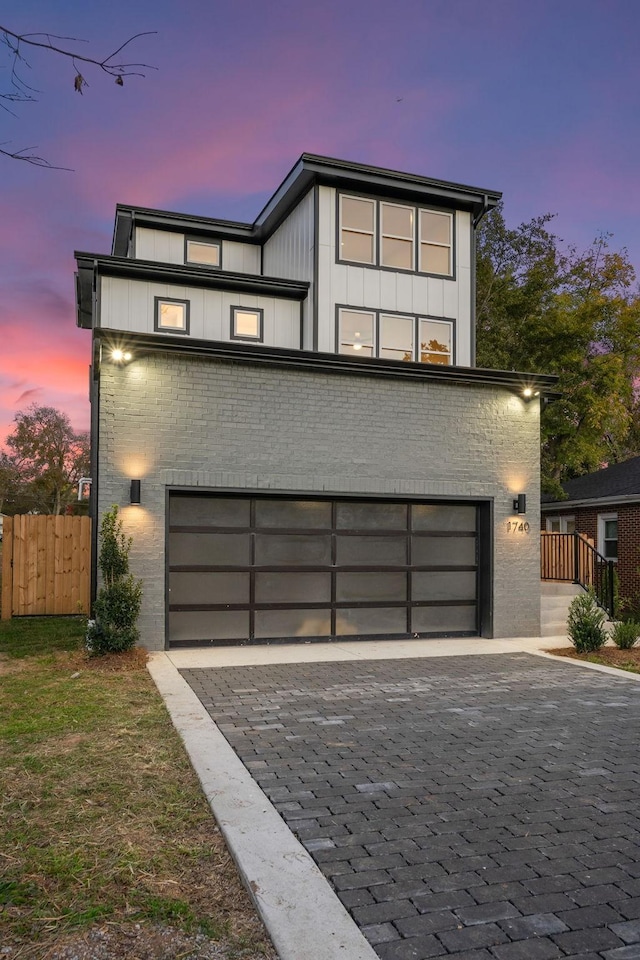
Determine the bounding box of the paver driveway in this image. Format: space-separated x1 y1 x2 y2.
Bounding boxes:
182 653 640 960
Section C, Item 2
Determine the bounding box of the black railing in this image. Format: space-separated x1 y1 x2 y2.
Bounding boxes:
541 532 616 619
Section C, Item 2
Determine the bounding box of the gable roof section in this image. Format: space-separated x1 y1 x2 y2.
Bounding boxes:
543 456 640 508
112 153 502 256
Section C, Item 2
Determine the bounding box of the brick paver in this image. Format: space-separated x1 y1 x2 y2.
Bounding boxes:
181 653 640 958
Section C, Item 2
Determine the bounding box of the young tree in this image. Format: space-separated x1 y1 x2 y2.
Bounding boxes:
4 404 89 514
476 205 640 497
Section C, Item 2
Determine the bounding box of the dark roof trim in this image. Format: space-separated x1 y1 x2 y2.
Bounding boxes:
75 253 309 310
95 328 558 396
542 494 640 511
112 153 502 255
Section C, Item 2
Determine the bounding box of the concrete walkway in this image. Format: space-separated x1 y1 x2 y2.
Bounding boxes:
148 635 640 960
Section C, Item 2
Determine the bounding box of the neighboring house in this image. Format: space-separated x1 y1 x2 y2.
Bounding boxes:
75 153 556 650
542 457 640 605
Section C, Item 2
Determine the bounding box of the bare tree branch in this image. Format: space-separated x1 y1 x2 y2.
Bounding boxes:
0 24 156 167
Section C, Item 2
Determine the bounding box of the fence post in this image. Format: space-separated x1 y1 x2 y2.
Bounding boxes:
609 561 615 619
573 532 580 584
1 516 13 620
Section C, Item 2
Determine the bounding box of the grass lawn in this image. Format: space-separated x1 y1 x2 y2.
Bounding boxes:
0 615 275 959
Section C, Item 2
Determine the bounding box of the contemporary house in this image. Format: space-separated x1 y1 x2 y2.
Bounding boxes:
75 153 556 651
542 456 640 606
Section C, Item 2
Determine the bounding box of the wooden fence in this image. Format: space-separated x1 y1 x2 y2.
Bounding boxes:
1 515 91 619
540 530 595 584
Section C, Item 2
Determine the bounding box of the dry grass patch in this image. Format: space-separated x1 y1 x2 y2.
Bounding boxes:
0 650 275 960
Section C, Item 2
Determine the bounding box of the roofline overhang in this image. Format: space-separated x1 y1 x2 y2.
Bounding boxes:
112 153 502 255
93 328 558 397
75 253 309 328
542 493 640 511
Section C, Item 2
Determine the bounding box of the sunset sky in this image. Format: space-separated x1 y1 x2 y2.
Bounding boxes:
1 0 639 447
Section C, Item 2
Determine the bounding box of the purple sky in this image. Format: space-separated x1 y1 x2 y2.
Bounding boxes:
1 0 639 446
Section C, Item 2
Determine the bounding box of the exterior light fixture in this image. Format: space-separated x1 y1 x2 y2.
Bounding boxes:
130 479 141 505
111 349 132 363
522 387 533 398
513 494 527 515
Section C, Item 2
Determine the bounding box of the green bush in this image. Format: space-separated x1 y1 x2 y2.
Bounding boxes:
567 591 607 653
87 506 142 657
611 619 640 650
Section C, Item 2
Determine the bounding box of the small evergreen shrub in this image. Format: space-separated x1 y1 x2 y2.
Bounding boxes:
86 506 142 657
567 591 607 653
611 619 640 650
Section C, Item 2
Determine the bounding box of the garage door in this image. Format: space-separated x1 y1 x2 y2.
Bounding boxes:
167 494 480 646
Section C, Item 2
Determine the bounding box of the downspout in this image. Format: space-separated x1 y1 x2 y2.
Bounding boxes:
470 195 491 368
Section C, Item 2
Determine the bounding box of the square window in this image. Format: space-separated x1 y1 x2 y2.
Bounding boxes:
231 307 263 341
419 318 452 365
338 309 374 356
185 238 221 268
154 297 189 334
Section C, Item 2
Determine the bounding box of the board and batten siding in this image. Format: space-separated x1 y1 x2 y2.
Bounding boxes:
134 227 261 275
99 276 301 348
262 189 315 347
315 186 472 364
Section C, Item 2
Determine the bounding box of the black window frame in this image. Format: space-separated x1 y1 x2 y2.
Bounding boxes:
230 305 264 343
154 296 190 335
337 191 455 279
336 305 456 366
184 236 222 270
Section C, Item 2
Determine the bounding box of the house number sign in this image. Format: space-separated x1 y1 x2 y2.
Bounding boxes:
506 521 530 533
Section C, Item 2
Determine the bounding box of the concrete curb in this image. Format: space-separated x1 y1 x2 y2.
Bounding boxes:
147 653 378 960
532 647 640 681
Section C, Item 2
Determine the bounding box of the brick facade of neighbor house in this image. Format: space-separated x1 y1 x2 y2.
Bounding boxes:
542 456 640 610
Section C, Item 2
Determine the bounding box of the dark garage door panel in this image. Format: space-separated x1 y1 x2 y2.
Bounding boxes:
167 494 480 646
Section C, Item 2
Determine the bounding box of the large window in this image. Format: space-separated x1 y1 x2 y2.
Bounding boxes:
338 308 453 365
339 196 376 264
154 297 189 334
599 513 618 560
339 194 453 277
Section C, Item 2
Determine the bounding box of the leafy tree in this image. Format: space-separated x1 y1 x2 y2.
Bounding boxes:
476 204 640 497
3 404 89 514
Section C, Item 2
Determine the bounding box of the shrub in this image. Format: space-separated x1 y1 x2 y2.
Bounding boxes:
567 591 607 653
611 619 640 650
87 506 142 657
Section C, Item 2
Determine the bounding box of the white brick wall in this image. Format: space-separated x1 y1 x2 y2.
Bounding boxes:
97 353 541 649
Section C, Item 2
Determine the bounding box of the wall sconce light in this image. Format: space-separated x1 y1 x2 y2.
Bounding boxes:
130 479 141 505
513 493 527 515
111 348 132 363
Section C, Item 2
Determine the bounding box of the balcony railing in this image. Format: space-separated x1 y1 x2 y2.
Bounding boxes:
541 531 616 619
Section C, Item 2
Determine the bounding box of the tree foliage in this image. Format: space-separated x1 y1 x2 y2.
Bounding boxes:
87 506 142 656
476 204 640 497
2 404 89 515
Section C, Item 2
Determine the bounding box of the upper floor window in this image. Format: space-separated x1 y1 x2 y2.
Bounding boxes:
338 308 453 365
185 238 221 268
339 194 453 277
155 297 189 334
339 197 376 264
231 306 263 342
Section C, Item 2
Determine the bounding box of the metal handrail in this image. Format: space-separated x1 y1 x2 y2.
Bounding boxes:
540 531 616 618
